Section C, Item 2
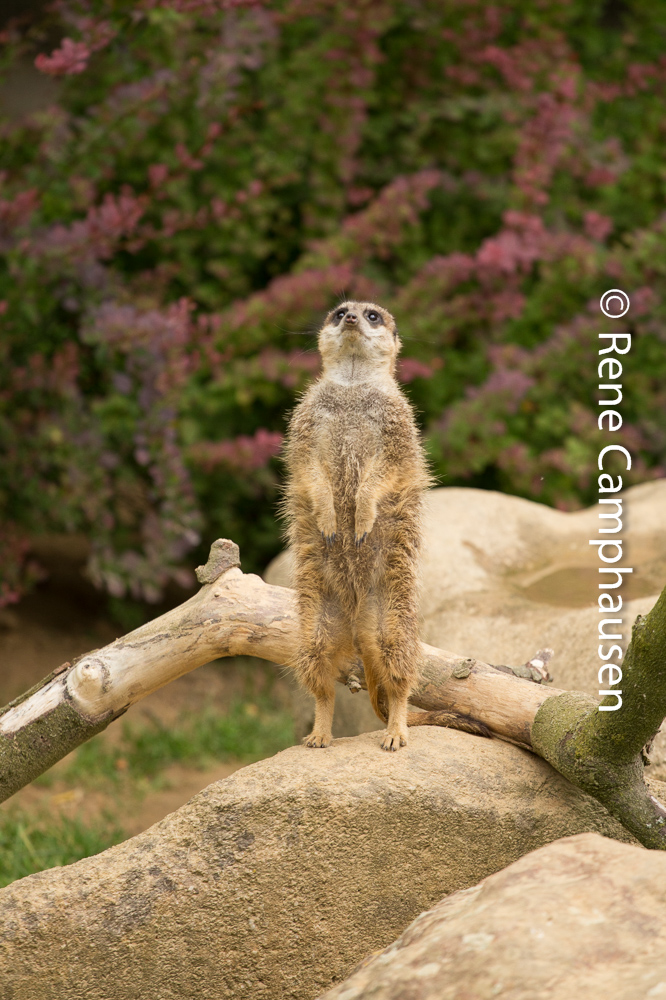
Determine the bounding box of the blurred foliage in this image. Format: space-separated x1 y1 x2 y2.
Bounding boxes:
59 697 294 785
0 0 665 606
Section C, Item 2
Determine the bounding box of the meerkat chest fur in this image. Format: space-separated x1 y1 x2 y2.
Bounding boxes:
312 381 395 488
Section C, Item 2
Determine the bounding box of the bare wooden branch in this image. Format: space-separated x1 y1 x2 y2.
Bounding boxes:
0 539 553 802
2 537 665 850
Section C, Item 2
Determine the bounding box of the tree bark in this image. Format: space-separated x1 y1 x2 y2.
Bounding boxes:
1 538 665 849
531 585 666 849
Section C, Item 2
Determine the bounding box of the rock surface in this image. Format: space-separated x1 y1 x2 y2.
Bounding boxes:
0 728 642 1000
318 832 666 1000
265 481 666 766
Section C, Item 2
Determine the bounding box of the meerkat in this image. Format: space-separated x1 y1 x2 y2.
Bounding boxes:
283 300 431 751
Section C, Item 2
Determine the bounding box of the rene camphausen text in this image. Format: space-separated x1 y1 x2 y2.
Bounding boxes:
591 308 632 712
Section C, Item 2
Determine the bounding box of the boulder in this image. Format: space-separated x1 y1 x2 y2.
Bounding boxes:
0 728 644 1000
265 481 666 768
318 832 666 1000
417 481 664 695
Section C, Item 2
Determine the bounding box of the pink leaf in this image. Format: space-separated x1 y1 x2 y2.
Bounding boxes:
35 38 90 77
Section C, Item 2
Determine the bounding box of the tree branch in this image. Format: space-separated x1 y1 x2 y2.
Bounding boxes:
532 586 666 849
2 538 665 850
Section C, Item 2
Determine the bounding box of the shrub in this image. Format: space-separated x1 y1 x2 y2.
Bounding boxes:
1 0 664 607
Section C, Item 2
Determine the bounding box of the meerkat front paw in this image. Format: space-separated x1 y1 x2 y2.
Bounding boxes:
354 513 375 546
304 730 332 748
316 512 337 546
380 729 407 752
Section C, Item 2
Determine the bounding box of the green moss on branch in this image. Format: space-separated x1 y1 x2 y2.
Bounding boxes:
532 586 666 850
0 701 124 803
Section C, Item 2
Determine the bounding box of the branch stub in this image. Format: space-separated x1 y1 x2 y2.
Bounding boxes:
195 539 241 585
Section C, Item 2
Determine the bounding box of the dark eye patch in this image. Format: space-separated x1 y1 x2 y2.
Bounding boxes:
335 309 347 321
365 310 382 325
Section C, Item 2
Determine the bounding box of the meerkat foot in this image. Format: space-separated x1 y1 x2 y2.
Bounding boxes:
321 530 337 547
380 729 407 752
354 532 368 548
304 730 332 748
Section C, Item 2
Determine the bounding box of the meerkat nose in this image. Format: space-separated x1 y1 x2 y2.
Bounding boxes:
344 312 358 325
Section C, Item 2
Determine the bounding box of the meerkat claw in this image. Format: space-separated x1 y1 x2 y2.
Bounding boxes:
321 531 337 547
304 732 332 748
355 532 368 548
380 731 407 751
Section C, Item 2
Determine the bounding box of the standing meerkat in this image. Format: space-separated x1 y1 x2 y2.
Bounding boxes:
283 300 431 751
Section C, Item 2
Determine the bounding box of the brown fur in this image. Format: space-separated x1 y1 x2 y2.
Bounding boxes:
282 300 431 751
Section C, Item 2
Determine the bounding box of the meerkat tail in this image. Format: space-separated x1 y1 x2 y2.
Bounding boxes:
367 677 490 738
406 710 491 738
365 672 389 724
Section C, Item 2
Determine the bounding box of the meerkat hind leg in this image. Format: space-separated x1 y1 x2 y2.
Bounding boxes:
357 588 417 751
380 680 410 751
297 593 351 748
357 636 412 752
305 675 336 748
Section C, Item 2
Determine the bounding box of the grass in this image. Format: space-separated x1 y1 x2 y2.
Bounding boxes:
0 812 124 889
2 698 295 889
59 698 295 786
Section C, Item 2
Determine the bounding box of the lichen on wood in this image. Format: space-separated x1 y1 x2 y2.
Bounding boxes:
0 698 125 802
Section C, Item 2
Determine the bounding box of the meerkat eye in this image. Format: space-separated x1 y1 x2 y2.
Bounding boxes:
335 309 347 321
366 310 382 324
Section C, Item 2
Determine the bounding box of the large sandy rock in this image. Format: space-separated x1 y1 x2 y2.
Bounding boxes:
265 481 666 765
417 480 664 694
0 728 642 1000
318 832 666 1000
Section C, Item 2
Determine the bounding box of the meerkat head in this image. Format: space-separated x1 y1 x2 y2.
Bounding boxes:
318 301 401 381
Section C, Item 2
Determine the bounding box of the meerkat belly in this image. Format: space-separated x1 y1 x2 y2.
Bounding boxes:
320 415 381 514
